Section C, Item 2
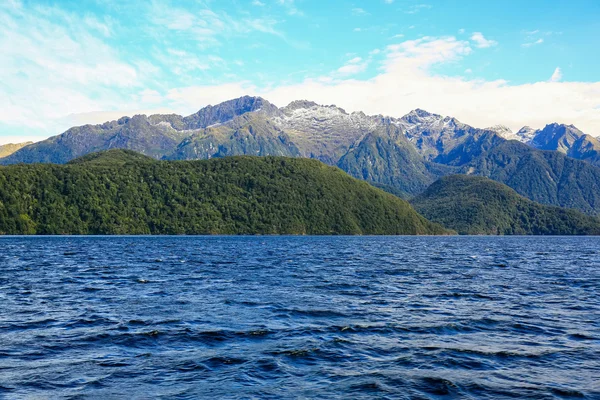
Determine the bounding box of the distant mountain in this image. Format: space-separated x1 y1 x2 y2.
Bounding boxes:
0 150 450 235
396 109 499 163
0 115 192 164
0 142 33 158
460 140 600 215
412 175 600 235
487 125 516 140
530 123 586 152
275 101 381 164
0 96 279 165
516 123 600 167
515 126 537 143
337 124 455 195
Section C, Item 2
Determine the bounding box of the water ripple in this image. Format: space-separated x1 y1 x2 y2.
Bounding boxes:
0 236 599 398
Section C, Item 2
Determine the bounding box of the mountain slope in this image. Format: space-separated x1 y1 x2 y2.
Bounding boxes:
461 140 600 215
337 125 455 195
165 111 301 160
0 142 33 158
522 123 600 167
568 134 600 166
530 123 585 153
397 109 500 163
0 150 450 235
0 115 192 164
412 175 600 235
275 101 380 164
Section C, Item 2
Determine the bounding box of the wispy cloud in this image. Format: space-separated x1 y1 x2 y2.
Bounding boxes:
276 0 303 16
336 56 369 76
352 8 369 16
522 38 543 47
549 67 562 82
405 4 432 14
0 2 147 134
147 2 285 47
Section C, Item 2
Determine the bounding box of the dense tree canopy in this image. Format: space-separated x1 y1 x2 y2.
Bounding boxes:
412 175 600 235
0 150 449 235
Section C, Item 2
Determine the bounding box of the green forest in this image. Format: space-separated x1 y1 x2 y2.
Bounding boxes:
411 175 600 235
0 150 449 235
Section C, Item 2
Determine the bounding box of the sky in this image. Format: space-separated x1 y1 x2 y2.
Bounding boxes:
1 0 599 144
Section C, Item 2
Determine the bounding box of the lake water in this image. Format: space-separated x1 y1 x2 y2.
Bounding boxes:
0 236 599 399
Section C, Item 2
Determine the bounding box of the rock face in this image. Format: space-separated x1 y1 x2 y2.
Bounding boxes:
394 109 504 164
530 123 586 153
0 142 33 158
515 126 537 144
568 134 600 166
2 95 600 216
487 125 516 140
512 123 600 167
275 101 380 164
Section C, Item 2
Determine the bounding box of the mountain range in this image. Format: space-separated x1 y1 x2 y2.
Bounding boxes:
2 95 600 215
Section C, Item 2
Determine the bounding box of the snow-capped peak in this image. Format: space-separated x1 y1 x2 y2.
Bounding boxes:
515 126 537 143
486 125 515 140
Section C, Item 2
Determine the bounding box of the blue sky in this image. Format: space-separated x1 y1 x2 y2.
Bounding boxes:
1 0 599 143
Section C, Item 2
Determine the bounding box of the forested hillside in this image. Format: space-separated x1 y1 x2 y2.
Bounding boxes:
0 150 449 235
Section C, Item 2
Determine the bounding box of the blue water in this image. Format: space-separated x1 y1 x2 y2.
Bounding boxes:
0 237 599 399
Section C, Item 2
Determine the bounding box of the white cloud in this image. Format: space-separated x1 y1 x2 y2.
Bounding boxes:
549 67 563 82
252 0 265 6
470 32 497 48
384 0 394 3
165 83 258 114
522 38 543 47
336 57 369 76
336 64 367 76
83 16 112 37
